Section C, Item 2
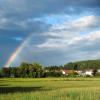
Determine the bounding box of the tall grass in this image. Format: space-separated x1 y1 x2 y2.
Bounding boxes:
0 78 100 100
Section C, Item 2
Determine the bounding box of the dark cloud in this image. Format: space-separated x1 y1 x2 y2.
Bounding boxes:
0 0 100 18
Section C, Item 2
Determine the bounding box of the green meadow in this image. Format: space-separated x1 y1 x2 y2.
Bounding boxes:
0 78 100 100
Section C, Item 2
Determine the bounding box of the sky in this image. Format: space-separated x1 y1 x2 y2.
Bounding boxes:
0 0 100 67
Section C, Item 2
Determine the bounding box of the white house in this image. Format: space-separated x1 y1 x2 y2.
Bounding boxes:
85 70 93 76
97 69 100 73
62 70 66 75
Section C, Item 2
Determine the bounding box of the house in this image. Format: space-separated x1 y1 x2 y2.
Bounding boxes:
75 69 94 76
75 70 82 74
61 70 75 75
75 70 83 76
84 70 93 76
97 69 100 73
61 69 94 77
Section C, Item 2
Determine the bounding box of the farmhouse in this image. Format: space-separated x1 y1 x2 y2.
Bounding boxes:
61 70 75 75
75 70 93 76
97 69 100 73
61 69 94 77
85 70 93 76
75 70 82 74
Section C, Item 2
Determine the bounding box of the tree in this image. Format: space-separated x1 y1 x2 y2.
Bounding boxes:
92 69 97 76
2 68 10 77
0 69 2 77
64 62 74 70
74 64 78 70
19 62 30 77
32 62 42 71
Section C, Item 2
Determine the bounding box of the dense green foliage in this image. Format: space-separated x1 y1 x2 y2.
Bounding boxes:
0 78 100 100
0 62 44 78
0 62 63 78
64 60 100 70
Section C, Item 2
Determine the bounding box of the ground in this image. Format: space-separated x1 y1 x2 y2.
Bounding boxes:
0 78 100 100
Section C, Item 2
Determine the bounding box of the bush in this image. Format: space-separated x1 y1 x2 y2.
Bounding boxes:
45 71 62 77
95 72 100 76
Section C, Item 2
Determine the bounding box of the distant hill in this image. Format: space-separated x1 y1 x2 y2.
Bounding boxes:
64 60 100 70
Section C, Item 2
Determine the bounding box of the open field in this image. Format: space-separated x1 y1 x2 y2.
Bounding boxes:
0 78 100 100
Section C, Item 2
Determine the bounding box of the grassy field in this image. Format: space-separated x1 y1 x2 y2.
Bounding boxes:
0 78 100 100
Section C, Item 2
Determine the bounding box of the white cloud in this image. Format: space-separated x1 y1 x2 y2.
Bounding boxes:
51 15 100 31
87 31 100 41
13 30 100 66
0 17 10 29
37 15 100 50
38 38 65 48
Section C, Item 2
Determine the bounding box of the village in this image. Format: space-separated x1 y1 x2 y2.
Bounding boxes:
1 60 100 78
44 66 100 77
61 69 100 77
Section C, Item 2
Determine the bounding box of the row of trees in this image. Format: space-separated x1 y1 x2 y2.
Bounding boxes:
0 62 63 78
64 60 100 70
0 62 44 78
0 60 100 78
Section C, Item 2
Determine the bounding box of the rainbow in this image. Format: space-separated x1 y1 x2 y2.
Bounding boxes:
4 33 32 67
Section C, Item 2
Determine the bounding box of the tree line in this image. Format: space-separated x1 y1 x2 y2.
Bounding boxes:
64 60 100 70
0 60 100 78
0 62 62 78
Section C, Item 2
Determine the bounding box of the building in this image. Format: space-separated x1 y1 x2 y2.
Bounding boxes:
84 70 93 76
61 70 75 75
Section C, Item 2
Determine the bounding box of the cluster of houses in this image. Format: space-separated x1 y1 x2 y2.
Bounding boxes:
61 69 100 77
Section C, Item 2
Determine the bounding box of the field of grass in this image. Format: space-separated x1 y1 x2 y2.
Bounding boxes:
0 78 100 100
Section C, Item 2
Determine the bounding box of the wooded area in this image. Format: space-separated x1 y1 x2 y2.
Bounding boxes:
0 60 100 78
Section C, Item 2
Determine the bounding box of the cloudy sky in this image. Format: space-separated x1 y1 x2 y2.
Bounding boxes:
0 0 100 67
